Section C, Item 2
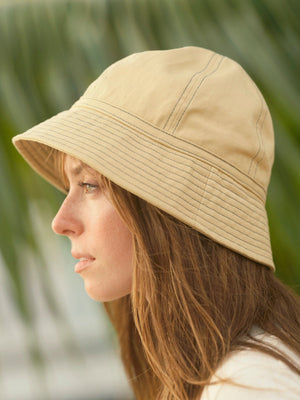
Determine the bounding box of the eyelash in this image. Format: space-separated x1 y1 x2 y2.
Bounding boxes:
78 181 99 194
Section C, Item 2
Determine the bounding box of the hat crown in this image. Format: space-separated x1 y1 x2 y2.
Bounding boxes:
83 47 274 199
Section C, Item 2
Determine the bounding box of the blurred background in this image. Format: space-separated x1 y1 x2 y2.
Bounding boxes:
0 0 299 399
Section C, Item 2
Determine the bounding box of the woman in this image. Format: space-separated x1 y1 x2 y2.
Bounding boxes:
13 47 300 399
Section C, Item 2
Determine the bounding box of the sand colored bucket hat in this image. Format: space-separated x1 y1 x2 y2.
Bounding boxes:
13 46 275 269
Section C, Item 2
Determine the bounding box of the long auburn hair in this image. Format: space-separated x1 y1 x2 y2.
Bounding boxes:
102 178 300 400
56 153 300 400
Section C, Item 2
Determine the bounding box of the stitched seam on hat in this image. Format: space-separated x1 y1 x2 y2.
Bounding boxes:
30 129 270 254
248 88 266 177
34 117 269 239
253 115 267 178
248 106 263 176
74 101 267 198
196 165 212 218
168 54 220 133
55 108 265 214
168 55 222 133
163 52 216 131
170 55 225 134
253 111 267 178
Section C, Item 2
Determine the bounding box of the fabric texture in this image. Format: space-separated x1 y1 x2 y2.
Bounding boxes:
13 46 275 268
201 332 300 400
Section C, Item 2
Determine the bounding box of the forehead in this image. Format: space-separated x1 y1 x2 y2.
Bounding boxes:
64 155 97 177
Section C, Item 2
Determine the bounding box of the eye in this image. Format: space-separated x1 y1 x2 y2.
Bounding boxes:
78 182 99 194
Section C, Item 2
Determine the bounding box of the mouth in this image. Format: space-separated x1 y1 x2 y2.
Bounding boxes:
72 254 95 273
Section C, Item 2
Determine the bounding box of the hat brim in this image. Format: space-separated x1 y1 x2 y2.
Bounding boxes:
13 99 274 270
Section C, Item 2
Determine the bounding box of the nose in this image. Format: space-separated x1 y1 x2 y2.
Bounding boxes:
51 196 82 237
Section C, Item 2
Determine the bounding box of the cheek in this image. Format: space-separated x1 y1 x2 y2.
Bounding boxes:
84 202 134 301
96 206 133 262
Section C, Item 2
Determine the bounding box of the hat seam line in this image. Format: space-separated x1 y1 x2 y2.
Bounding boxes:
253 111 268 178
73 100 267 198
195 165 212 226
163 52 216 131
248 91 264 175
171 55 225 134
248 89 267 177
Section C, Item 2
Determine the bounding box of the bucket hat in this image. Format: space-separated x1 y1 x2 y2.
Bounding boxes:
13 46 275 269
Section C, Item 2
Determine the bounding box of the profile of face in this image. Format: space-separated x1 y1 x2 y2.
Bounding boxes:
51 155 133 302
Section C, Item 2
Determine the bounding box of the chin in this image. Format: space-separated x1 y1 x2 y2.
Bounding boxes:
84 281 131 302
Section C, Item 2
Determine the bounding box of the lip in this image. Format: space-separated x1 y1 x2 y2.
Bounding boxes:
72 252 95 273
74 258 95 273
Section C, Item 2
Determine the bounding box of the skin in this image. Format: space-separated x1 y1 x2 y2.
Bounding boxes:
51 155 133 302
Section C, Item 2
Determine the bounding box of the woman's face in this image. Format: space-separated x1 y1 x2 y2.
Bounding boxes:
51 155 133 302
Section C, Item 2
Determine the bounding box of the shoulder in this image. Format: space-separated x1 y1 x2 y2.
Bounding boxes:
200 332 300 400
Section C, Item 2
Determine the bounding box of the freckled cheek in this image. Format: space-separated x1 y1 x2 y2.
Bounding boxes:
93 208 133 264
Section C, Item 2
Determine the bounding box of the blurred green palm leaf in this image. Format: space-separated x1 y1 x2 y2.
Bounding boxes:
0 0 299 356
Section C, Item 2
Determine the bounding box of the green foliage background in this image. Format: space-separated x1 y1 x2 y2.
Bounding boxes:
0 0 299 333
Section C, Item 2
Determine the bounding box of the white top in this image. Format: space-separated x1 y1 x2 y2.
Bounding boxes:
201 332 300 400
